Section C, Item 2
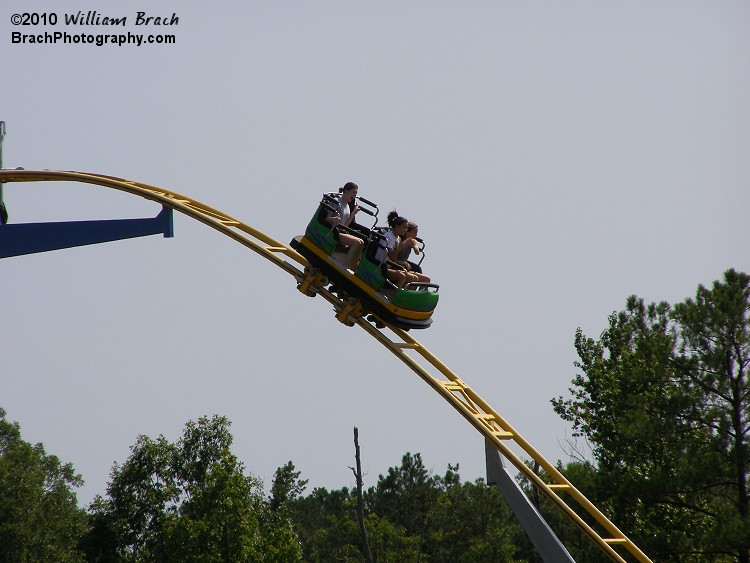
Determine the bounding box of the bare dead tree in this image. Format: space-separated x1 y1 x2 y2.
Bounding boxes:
350 427 373 563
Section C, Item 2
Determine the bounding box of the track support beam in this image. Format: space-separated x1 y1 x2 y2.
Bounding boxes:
0 206 173 259
485 440 575 562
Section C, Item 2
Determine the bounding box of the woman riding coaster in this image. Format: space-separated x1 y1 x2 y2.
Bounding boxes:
396 221 430 281
383 211 428 287
327 182 364 270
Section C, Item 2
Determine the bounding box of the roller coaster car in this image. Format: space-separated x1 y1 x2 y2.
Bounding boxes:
290 193 439 329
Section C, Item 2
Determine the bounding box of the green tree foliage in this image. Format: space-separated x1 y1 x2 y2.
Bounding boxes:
289 486 362 561
552 269 750 562
0 407 87 562
288 453 526 562
270 460 308 511
425 478 521 562
367 452 437 550
82 415 301 562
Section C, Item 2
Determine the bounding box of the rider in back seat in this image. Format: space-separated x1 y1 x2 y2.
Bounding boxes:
326 182 364 270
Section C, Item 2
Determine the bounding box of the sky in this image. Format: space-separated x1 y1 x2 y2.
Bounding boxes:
2 1 749 509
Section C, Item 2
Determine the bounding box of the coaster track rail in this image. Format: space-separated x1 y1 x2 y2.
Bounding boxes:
0 169 652 562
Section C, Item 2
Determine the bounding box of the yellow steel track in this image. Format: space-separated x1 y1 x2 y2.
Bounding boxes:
0 169 651 562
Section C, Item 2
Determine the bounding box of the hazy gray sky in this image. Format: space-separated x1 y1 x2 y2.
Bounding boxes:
3 1 749 506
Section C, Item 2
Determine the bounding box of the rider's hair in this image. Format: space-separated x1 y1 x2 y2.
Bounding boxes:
339 182 358 193
387 210 408 229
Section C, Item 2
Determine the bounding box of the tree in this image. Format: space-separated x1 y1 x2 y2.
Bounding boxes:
553 269 750 562
270 461 308 511
288 450 530 562
0 407 87 562
349 428 373 563
425 477 522 562
366 451 438 550
363 513 421 562
288 486 360 561
82 415 301 562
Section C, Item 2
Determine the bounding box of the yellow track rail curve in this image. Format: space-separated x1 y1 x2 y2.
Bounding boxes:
0 169 651 563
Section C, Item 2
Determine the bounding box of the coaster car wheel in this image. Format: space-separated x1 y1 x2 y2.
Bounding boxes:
336 297 364 327
297 266 328 297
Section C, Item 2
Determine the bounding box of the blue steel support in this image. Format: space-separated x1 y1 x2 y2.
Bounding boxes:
0 205 173 259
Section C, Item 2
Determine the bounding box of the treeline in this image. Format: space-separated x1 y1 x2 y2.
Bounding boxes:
1 268 748 562
0 411 534 562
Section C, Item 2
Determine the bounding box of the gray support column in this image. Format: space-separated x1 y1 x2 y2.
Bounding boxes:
485 441 575 563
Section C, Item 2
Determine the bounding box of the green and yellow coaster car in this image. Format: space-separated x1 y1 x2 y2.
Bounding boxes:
291 193 439 329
